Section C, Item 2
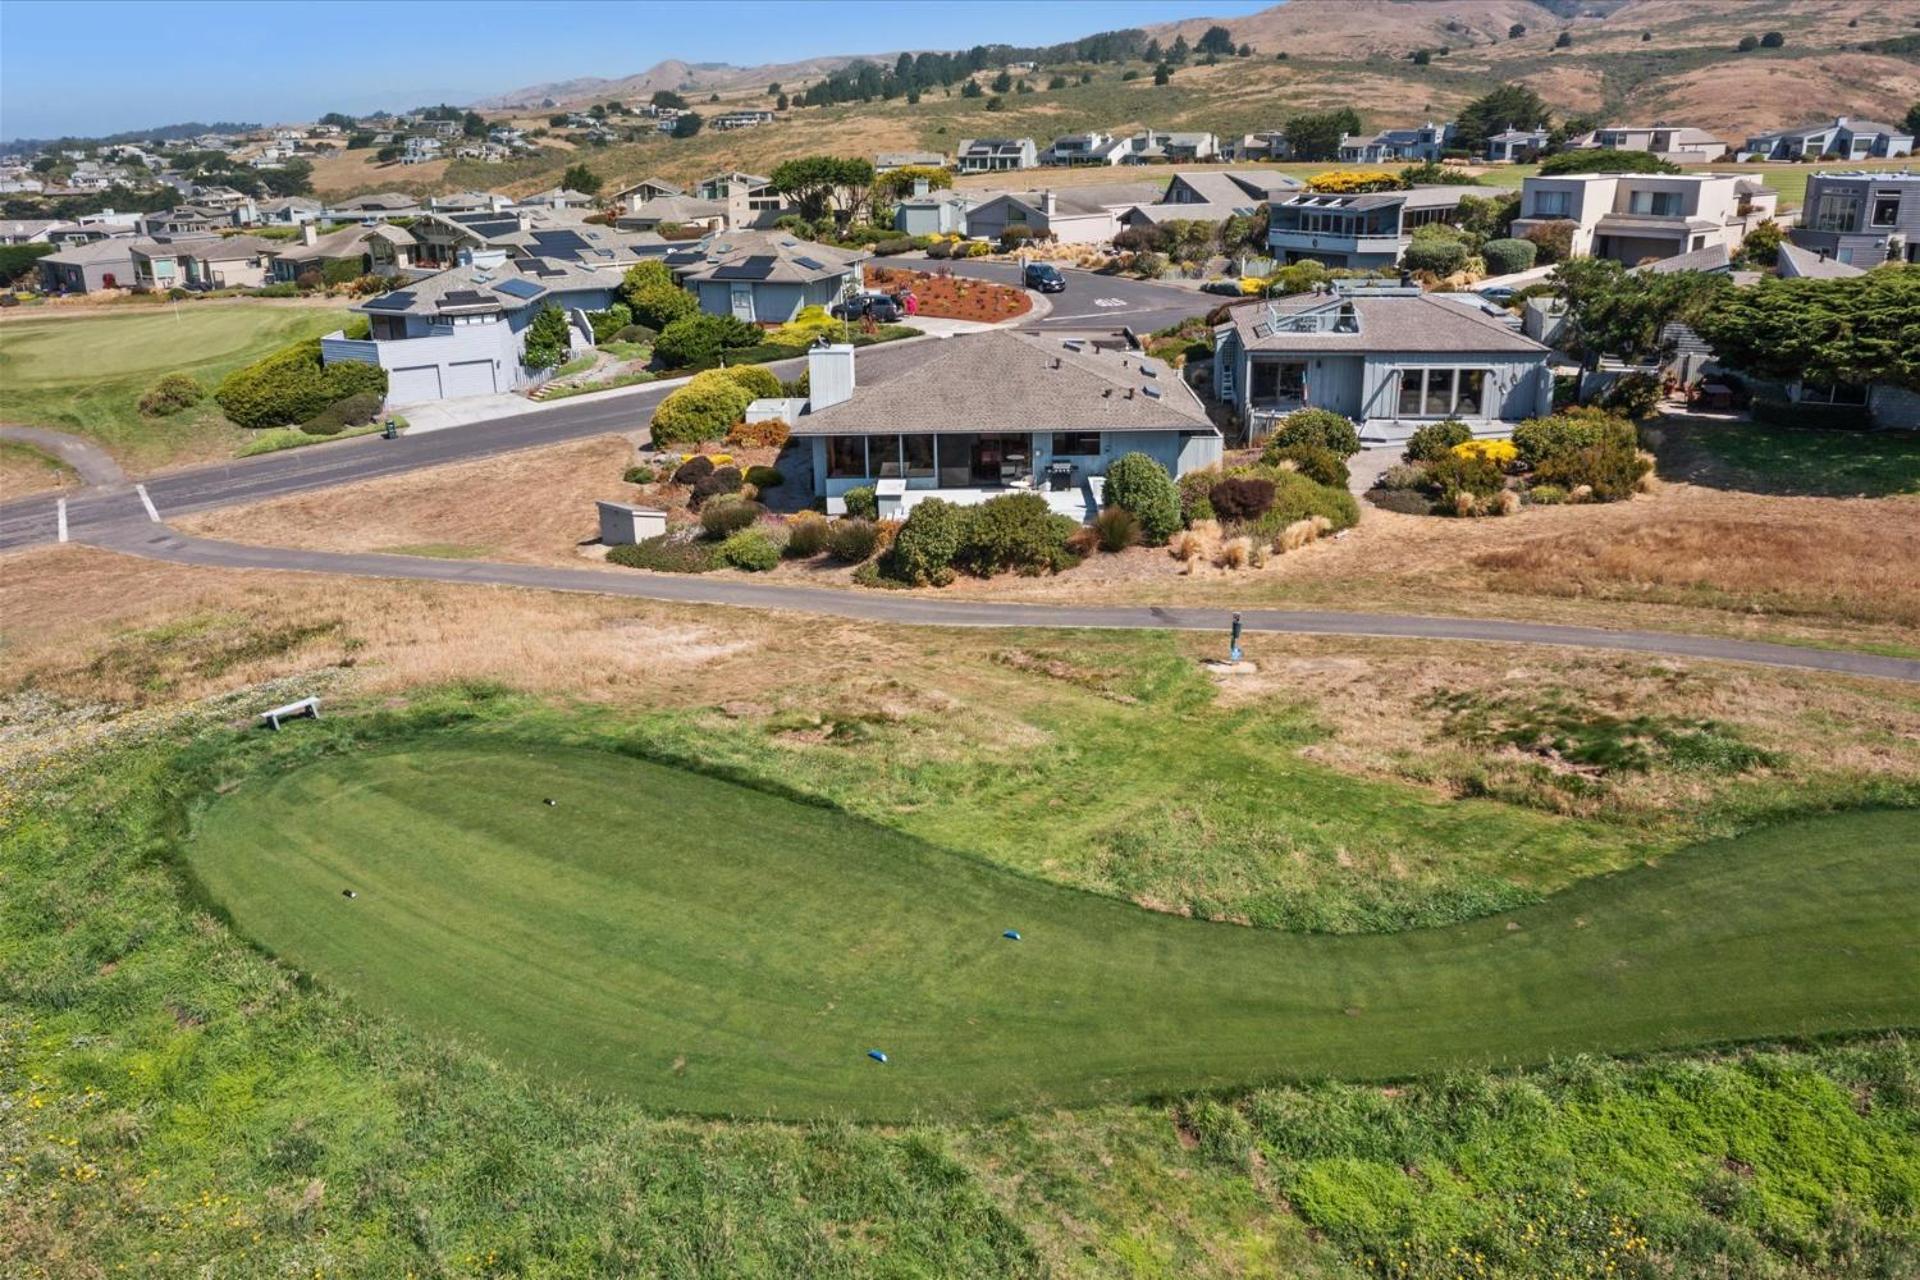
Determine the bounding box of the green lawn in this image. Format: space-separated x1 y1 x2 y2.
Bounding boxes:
187 739 1920 1121
0 304 350 471
1651 417 1920 497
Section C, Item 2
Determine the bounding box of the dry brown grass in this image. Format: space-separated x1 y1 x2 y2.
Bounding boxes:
0 442 76 502
177 435 638 566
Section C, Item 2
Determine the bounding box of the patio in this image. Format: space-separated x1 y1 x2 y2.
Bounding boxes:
872 475 1106 522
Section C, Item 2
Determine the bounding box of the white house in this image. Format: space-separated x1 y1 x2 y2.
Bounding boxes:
1510 172 1778 264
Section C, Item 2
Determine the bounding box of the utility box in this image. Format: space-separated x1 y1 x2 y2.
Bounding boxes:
597 501 668 546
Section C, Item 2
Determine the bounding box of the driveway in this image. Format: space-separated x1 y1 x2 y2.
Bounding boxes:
939 260 1210 334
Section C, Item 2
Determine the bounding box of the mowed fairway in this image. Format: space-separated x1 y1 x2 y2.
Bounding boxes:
187 741 1920 1121
0 304 350 469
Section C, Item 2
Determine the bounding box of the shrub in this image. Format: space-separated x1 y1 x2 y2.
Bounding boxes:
653 312 761 368
1532 443 1650 502
622 261 699 330
841 486 878 520
1600 370 1663 420
1404 418 1474 462
1427 452 1506 499
689 465 743 508
1263 407 1360 459
671 455 716 485
650 370 756 445
718 528 780 571
612 323 658 345
521 306 573 370
1402 238 1468 276
622 464 656 485
722 364 783 400
1375 462 1429 490
1480 237 1537 275
1208 476 1276 522
214 339 389 429
1521 219 1576 264
700 497 765 537
743 464 784 490
1267 444 1349 488
827 517 881 563
727 418 791 449
1451 438 1518 467
1512 410 1634 468
1102 452 1181 544
1178 469 1218 523
1527 482 1568 505
783 514 830 558
588 302 633 343
1246 471 1361 537
1092 506 1140 552
883 497 971 585
301 390 383 435
137 372 205 418
605 534 718 573
955 492 1077 576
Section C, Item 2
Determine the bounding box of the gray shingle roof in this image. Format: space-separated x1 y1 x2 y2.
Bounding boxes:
793 331 1215 436
1633 243 1732 274
676 229 866 286
1226 292 1549 355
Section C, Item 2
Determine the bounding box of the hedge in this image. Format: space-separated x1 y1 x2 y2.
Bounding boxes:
1480 238 1537 275
953 492 1078 577
649 370 757 445
654 313 762 369
1262 407 1361 459
302 390 384 435
1402 239 1468 275
1102 452 1182 544
214 340 388 429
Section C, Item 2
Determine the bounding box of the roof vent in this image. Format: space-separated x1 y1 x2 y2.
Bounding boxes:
1140 362 1159 378
1142 384 1162 399
1051 356 1061 369
1062 339 1084 352
1102 387 1112 397
1125 387 1135 399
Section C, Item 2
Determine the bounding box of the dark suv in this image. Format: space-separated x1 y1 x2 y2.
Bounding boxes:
830 293 903 323
1023 262 1066 293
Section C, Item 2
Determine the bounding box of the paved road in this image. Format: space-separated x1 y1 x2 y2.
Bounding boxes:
74 520 1920 685
941 260 1212 334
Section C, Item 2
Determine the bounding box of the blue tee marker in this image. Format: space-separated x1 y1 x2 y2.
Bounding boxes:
1003 930 1022 941
867 1049 888 1064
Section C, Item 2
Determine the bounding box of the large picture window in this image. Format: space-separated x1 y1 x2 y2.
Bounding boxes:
1812 192 1861 232
826 435 867 479
1052 432 1102 456
1871 194 1900 227
868 434 902 479
1400 368 1490 417
903 434 935 478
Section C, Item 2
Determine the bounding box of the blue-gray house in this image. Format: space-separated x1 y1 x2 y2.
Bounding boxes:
668 229 867 323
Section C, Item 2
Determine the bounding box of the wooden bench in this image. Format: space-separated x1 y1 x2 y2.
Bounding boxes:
260 697 321 730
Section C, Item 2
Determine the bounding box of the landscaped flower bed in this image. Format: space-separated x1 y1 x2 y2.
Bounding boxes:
865 266 1031 323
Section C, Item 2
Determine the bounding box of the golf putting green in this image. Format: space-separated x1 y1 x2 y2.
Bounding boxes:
187 741 1920 1120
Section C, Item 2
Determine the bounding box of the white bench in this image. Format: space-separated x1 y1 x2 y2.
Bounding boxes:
260 697 321 730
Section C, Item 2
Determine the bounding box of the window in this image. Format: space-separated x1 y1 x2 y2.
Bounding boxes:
1812 192 1861 232
826 435 867 479
1627 190 1683 217
1871 195 1900 227
1400 368 1488 417
868 434 902 479
903 434 934 478
1398 369 1425 417
1800 381 1868 406
1052 432 1102 456
1422 368 1455 416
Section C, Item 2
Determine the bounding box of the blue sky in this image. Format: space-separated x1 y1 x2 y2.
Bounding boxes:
1 0 1274 140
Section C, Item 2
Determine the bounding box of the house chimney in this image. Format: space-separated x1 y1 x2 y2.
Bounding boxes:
808 342 856 410
911 176 930 199
300 222 318 246
1041 189 1056 217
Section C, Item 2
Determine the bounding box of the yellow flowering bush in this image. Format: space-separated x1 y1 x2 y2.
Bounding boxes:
1451 439 1518 466
1238 276 1269 295
1305 170 1410 194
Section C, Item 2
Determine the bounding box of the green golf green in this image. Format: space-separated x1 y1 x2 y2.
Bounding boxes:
186 741 1920 1120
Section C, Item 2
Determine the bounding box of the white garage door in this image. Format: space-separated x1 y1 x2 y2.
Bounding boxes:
445 359 498 399
387 364 443 406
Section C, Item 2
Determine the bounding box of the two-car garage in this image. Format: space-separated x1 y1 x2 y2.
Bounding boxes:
385 357 501 406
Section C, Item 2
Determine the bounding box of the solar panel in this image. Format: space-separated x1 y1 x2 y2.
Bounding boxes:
791 255 826 271
712 253 776 281
495 277 544 299
364 291 414 311
440 289 492 307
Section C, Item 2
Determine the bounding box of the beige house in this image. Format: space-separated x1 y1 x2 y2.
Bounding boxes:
1566 126 1726 165
1510 173 1777 265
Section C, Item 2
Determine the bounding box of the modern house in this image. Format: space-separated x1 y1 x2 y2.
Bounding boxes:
400 136 443 164
773 332 1222 518
1212 281 1554 444
1225 130 1291 162
1118 170 1301 228
965 184 1161 245
1739 117 1914 162
892 181 977 236
1266 185 1483 268
610 177 682 210
1040 132 1134 167
1338 122 1455 163
519 187 598 211
711 110 777 131
329 192 423 218
1509 173 1778 264
1775 241 1866 279
0 218 61 244
875 151 945 172
270 222 416 281
694 171 791 228
1483 125 1550 162
956 138 1037 173
137 204 228 235
322 252 618 404
1567 125 1726 164
668 229 866 323
1126 130 1220 164
35 238 138 293
252 196 323 225
1789 171 1920 266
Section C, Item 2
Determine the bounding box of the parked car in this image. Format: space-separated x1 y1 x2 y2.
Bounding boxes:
1024 262 1066 293
830 293 903 323
1477 285 1517 305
